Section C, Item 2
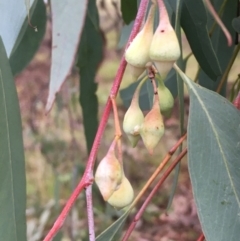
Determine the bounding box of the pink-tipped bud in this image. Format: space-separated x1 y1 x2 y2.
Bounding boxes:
107 175 134 209
125 3 156 80
149 0 180 79
140 95 164 154
157 75 174 118
95 141 123 201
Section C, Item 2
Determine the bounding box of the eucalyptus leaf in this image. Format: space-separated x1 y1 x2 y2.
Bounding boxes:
176 66 240 241
77 0 104 153
0 0 34 57
9 0 46 75
198 0 237 96
46 0 88 112
181 0 222 80
96 210 130 241
0 37 27 241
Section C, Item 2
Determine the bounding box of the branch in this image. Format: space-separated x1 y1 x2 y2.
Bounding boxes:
43 0 149 240
122 148 188 241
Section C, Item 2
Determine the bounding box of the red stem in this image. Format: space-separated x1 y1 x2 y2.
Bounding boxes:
122 148 188 241
233 91 240 110
197 232 205 241
43 1 149 240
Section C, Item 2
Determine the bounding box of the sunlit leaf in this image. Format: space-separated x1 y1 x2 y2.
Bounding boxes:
46 0 88 112
0 37 26 241
0 0 35 57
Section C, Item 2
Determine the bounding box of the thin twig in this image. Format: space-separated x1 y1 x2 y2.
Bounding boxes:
129 133 187 208
197 232 205 241
110 96 123 163
43 1 149 240
86 185 95 241
122 148 188 241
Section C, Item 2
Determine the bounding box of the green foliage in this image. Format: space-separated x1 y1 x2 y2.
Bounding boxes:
9 0 47 75
96 210 130 241
78 0 104 153
0 37 26 241
176 68 240 241
181 0 221 80
0 0 240 240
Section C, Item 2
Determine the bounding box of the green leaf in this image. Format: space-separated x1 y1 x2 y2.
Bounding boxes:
232 17 240 34
198 0 237 96
0 0 35 57
46 0 88 112
77 0 104 154
9 0 47 75
121 0 137 24
176 66 240 241
0 37 26 241
96 210 130 241
181 0 222 80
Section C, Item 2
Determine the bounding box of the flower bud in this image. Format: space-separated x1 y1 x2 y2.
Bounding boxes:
123 92 144 147
95 141 123 201
157 75 174 117
149 0 180 79
123 76 148 147
125 3 156 80
140 95 164 154
107 175 134 209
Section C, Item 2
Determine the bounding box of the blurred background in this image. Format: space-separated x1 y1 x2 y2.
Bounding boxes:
16 0 240 240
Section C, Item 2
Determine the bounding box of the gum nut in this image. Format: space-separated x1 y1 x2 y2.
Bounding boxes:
95 154 123 201
107 176 134 209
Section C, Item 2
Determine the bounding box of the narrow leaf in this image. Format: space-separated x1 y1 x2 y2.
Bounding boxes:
176 66 240 241
0 37 27 241
96 210 130 241
10 0 46 75
181 0 222 79
0 0 34 57
77 0 104 153
46 0 88 112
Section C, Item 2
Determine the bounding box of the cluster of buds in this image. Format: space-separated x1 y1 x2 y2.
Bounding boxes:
95 0 180 209
95 139 134 209
123 76 166 154
125 0 180 81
